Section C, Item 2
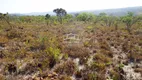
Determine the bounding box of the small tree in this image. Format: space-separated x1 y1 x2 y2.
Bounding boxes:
121 12 142 33
53 8 67 24
45 14 51 25
113 16 120 30
97 13 115 27
107 15 117 27
45 14 50 20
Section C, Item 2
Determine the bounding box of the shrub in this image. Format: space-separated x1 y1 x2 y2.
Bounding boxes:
46 47 60 61
7 29 22 39
83 41 90 47
0 74 5 80
119 63 124 68
91 62 106 70
110 70 121 80
45 47 61 68
5 63 17 75
0 36 8 44
54 60 76 76
59 75 72 80
134 68 142 74
100 49 113 57
87 73 97 80
93 53 111 63
75 70 82 78
86 26 94 32
64 46 89 58
99 41 110 50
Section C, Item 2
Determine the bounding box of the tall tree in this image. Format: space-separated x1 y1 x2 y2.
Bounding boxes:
53 8 67 24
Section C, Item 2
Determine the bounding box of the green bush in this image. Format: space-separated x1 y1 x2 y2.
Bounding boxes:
45 47 61 68
77 12 96 22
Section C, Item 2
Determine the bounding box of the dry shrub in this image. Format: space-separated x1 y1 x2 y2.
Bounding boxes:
100 49 113 57
99 41 110 50
109 69 124 80
4 63 17 75
0 36 8 44
59 75 72 80
54 60 76 76
18 61 39 74
134 68 142 74
93 53 111 63
7 29 22 39
64 45 90 58
0 74 5 80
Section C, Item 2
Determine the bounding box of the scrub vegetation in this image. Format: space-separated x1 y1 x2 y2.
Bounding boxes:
0 8 142 80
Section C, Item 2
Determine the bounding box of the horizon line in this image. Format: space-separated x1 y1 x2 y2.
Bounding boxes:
7 6 142 14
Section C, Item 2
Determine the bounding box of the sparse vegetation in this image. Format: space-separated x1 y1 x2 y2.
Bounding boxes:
0 9 142 80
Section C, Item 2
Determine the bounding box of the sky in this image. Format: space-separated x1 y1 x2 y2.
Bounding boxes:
0 0 142 13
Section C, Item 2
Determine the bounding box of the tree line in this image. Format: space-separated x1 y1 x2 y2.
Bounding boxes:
45 8 142 33
0 8 142 33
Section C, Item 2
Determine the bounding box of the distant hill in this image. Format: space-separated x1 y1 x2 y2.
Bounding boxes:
10 12 55 16
89 6 142 16
10 6 142 16
24 12 55 16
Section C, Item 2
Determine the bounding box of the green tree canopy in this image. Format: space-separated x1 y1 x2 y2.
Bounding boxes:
45 14 51 20
121 12 142 33
53 8 67 24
